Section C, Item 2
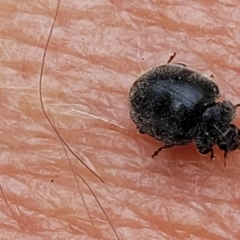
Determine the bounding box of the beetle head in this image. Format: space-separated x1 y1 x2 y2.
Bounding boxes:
215 124 240 155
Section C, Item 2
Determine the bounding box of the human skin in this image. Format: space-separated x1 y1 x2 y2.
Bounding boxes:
1 0 240 239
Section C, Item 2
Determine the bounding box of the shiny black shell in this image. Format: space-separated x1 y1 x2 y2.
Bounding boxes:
129 64 219 143
129 64 240 161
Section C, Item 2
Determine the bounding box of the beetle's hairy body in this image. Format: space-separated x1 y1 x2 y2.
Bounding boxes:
129 64 219 145
129 64 240 162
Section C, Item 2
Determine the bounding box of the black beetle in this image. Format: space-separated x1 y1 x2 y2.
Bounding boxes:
129 55 240 166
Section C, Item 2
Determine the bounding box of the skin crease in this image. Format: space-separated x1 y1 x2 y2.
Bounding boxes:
1 0 240 239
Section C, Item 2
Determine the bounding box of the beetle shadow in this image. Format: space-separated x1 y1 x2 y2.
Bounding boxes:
150 142 236 168
153 144 202 162
133 131 235 167
138 135 201 162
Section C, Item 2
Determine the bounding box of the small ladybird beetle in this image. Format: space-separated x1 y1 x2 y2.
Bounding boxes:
129 54 240 166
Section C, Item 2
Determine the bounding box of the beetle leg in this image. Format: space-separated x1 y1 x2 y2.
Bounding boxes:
152 143 175 158
137 129 145 134
223 151 228 167
236 104 240 108
167 52 176 64
210 149 215 161
197 147 215 160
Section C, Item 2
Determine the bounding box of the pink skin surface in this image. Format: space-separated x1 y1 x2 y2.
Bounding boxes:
1 0 240 239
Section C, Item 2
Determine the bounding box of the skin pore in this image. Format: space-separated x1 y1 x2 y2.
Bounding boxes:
1 0 240 239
